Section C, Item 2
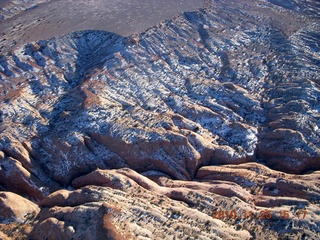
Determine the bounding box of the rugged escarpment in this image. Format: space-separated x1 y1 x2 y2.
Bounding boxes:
0 0 320 239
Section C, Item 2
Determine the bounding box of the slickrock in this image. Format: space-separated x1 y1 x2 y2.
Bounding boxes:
33 184 253 239
0 192 39 223
0 231 11 240
31 167 320 239
0 192 39 239
0 0 320 239
196 163 320 204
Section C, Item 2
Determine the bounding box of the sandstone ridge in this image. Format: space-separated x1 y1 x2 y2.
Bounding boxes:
0 0 320 239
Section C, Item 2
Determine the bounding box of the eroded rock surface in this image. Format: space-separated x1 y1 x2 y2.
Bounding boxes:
0 192 39 223
30 166 320 239
0 192 39 239
0 0 320 239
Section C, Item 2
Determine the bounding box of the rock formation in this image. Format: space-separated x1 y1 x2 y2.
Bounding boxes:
0 0 319 239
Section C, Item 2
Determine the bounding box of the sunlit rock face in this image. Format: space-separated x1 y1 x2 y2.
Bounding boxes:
0 0 320 239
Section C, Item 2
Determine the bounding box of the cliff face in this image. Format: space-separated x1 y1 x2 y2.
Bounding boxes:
0 0 320 239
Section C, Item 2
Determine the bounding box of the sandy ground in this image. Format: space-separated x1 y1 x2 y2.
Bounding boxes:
0 0 205 53
0 1 10 9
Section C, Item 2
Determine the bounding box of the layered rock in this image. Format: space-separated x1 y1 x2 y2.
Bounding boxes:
0 0 320 239
1 0 319 189
29 166 320 239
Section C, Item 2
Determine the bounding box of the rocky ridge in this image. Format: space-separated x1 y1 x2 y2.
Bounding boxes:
0 0 320 239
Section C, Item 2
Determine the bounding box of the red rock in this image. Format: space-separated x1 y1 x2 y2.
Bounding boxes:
0 157 45 200
0 191 39 223
29 217 75 240
0 0 320 239
0 231 11 240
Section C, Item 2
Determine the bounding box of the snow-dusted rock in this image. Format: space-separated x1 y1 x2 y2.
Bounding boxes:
1 0 320 239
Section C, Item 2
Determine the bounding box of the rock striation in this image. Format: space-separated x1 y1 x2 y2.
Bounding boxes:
0 0 320 239
29 166 320 239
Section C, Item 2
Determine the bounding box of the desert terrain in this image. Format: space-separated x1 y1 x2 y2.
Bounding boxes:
0 0 320 239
